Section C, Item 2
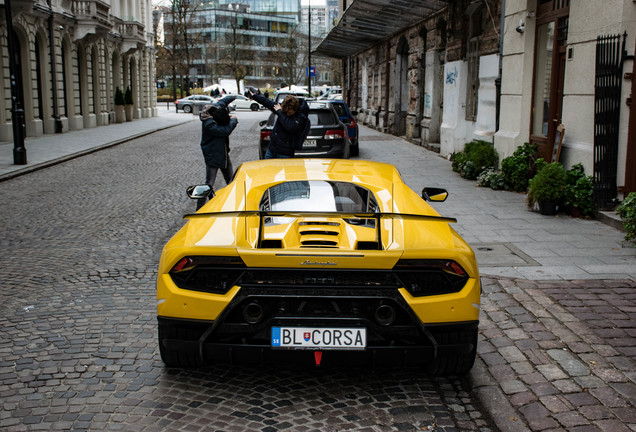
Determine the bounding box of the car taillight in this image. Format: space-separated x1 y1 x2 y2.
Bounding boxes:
169 256 246 294
393 259 469 296
260 130 271 141
348 118 356 129
325 129 346 139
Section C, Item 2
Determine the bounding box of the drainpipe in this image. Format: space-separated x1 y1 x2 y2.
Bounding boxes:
347 56 350 105
495 0 505 131
47 0 63 133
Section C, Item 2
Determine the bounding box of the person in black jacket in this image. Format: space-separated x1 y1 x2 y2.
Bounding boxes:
247 89 309 158
197 95 238 210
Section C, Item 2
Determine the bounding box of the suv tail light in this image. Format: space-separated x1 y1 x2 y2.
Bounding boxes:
348 117 356 129
260 130 271 141
324 129 346 139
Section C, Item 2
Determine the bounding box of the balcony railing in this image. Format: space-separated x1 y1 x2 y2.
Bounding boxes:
112 18 147 52
71 0 111 40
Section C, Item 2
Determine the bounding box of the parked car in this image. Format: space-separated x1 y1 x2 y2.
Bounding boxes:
229 94 264 111
157 158 480 374
174 95 218 113
318 88 343 100
328 100 359 156
259 100 350 159
273 90 312 103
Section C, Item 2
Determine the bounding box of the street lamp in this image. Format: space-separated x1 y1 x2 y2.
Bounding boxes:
4 0 27 165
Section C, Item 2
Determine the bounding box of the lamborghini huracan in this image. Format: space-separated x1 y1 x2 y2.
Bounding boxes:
157 159 480 375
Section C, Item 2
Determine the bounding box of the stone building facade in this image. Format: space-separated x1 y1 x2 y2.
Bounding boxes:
0 0 156 142
319 0 502 156
495 0 635 200
320 0 635 201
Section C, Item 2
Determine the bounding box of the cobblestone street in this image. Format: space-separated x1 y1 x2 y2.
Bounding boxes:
0 114 495 431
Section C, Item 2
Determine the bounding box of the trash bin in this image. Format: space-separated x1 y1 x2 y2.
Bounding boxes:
192 104 200 116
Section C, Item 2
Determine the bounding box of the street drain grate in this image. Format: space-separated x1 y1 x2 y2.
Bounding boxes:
471 242 539 267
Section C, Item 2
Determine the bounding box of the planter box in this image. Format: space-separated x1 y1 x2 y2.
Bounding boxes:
115 105 124 124
125 105 133 122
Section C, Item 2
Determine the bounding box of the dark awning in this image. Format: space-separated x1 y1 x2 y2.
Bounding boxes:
314 0 450 59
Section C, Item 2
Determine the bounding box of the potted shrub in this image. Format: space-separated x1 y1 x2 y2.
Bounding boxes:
616 192 636 245
451 140 499 180
500 142 538 192
527 159 567 215
564 164 595 217
124 87 134 122
114 87 125 124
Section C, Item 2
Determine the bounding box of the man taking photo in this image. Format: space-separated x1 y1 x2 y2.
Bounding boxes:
247 88 310 159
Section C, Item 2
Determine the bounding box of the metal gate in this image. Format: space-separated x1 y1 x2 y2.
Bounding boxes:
594 33 626 209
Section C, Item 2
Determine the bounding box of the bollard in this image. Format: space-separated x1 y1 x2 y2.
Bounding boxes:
193 104 200 116
167 100 170 110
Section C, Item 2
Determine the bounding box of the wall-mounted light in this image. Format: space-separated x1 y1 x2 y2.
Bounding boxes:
515 19 525 34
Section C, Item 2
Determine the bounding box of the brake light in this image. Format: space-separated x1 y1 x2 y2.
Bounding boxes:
348 118 356 129
325 129 346 139
393 259 469 296
169 256 246 295
172 257 193 272
260 130 271 141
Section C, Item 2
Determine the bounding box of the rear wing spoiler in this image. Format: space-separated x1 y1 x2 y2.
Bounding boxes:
184 211 456 250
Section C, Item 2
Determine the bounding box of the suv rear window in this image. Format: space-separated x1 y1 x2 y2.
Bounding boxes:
308 110 337 126
330 103 347 117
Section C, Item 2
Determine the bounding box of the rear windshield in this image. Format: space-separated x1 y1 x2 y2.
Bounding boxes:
260 181 378 213
308 109 337 126
330 103 347 117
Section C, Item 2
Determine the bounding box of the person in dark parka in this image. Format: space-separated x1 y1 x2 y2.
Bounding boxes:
247 89 309 158
197 95 238 210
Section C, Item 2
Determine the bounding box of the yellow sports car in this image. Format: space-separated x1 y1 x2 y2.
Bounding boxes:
157 159 480 375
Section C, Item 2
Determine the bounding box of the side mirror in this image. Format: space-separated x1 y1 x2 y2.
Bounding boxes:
186 185 214 200
259 120 268 127
421 187 448 202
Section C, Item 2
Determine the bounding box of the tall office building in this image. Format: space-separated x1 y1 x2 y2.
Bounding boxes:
161 0 302 89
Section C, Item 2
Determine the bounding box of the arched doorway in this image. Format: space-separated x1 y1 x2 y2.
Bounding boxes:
394 36 409 136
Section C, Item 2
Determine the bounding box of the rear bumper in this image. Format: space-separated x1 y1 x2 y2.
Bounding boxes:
158 316 478 367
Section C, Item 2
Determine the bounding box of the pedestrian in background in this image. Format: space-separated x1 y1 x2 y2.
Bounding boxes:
197 95 238 210
247 88 309 159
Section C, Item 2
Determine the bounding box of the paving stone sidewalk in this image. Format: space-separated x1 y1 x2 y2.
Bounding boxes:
473 277 636 432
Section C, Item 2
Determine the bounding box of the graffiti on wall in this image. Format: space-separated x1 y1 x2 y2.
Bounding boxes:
445 67 458 85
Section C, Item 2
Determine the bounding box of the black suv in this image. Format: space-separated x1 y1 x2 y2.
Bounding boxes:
259 100 351 159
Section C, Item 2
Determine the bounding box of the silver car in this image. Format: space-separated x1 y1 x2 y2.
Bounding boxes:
175 95 217 113
229 94 264 111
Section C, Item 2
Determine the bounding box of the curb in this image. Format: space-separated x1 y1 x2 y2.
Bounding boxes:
0 123 185 183
471 357 531 432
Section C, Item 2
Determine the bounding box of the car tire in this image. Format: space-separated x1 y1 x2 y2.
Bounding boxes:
426 327 478 376
158 322 204 368
250 103 259 111
342 141 351 159
350 140 359 157
183 104 192 114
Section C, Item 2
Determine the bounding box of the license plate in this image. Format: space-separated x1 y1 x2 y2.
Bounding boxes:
303 139 317 148
271 327 366 350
